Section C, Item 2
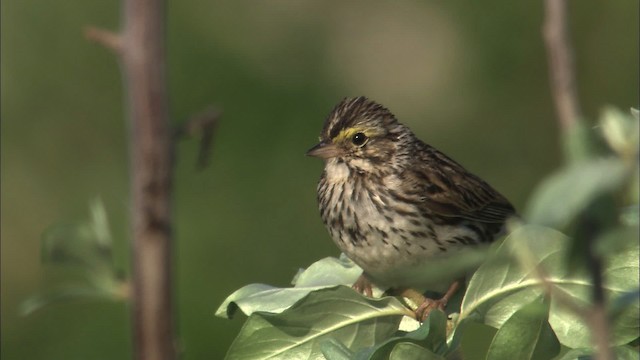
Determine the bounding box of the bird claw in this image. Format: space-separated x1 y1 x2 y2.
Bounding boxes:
415 297 448 322
352 274 373 297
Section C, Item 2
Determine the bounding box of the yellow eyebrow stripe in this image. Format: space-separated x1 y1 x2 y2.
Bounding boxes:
332 126 383 143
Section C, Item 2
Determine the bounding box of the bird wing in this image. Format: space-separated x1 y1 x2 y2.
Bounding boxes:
403 143 516 223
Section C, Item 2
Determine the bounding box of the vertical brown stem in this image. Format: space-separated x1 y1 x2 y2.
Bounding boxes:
577 215 614 360
543 0 581 132
542 2 613 359
121 0 176 358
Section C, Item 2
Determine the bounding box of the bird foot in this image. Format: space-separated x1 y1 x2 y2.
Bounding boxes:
352 274 373 297
395 280 463 322
393 288 447 321
415 297 448 321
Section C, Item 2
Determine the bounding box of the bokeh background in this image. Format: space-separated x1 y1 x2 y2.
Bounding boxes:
2 1 638 359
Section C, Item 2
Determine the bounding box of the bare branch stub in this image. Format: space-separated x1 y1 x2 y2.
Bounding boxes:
84 27 123 54
542 0 582 132
175 107 222 170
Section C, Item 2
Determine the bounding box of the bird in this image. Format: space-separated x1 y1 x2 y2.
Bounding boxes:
306 96 516 319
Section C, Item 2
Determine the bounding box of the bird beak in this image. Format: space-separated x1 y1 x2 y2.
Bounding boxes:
306 141 341 159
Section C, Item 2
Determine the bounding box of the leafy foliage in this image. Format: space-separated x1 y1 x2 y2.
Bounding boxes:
485 299 560 360
21 198 127 315
216 254 364 319
458 224 639 349
218 108 639 359
224 286 410 360
218 224 638 359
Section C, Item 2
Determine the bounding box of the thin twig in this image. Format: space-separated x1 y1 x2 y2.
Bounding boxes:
509 229 586 316
532 266 587 318
577 214 614 360
526 252 612 360
543 0 581 132
175 107 222 170
84 27 123 54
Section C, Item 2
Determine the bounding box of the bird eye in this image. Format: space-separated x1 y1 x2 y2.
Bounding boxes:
351 132 368 147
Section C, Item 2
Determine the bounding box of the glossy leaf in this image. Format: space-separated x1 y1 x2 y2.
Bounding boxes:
612 345 640 360
525 158 628 228
555 348 593 360
389 343 444 360
557 346 640 360
320 338 356 360
216 255 363 319
361 310 449 360
599 106 640 158
458 225 639 348
485 299 560 360
224 286 410 360
593 225 640 258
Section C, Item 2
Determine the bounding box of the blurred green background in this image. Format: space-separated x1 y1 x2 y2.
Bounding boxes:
1 1 637 359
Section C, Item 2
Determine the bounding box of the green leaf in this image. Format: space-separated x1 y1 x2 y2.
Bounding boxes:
41 197 114 269
593 224 639 258
362 310 449 359
458 226 558 328
557 346 640 360
320 338 356 360
485 299 560 360
291 254 363 288
458 225 639 349
547 224 640 347
224 286 411 360
445 314 475 355
599 106 640 158
87 197 113 248
216 255 363 319
612 345 640 360
555 348 593 360
20 283 125 316
525 158 628 228
389 343 444 360
417 310 448 355
620 206 639 226
599 237 640 346
609 289 640 319
23 199 124 315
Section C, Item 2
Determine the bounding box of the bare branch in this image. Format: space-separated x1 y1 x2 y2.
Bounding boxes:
120 0 176 358
84 27 123 54
543 0 582 132
175 106 222 170
542 4 613 357
577 214 614 360
533 259 612 360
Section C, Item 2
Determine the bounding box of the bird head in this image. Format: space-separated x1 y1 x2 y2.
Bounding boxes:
307 97 411 169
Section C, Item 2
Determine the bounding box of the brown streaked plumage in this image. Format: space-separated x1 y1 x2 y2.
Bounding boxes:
307 96 516 318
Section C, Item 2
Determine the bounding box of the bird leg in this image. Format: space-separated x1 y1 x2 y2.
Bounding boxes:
413 280 462 321
353 275 463 322
352 273 373 297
